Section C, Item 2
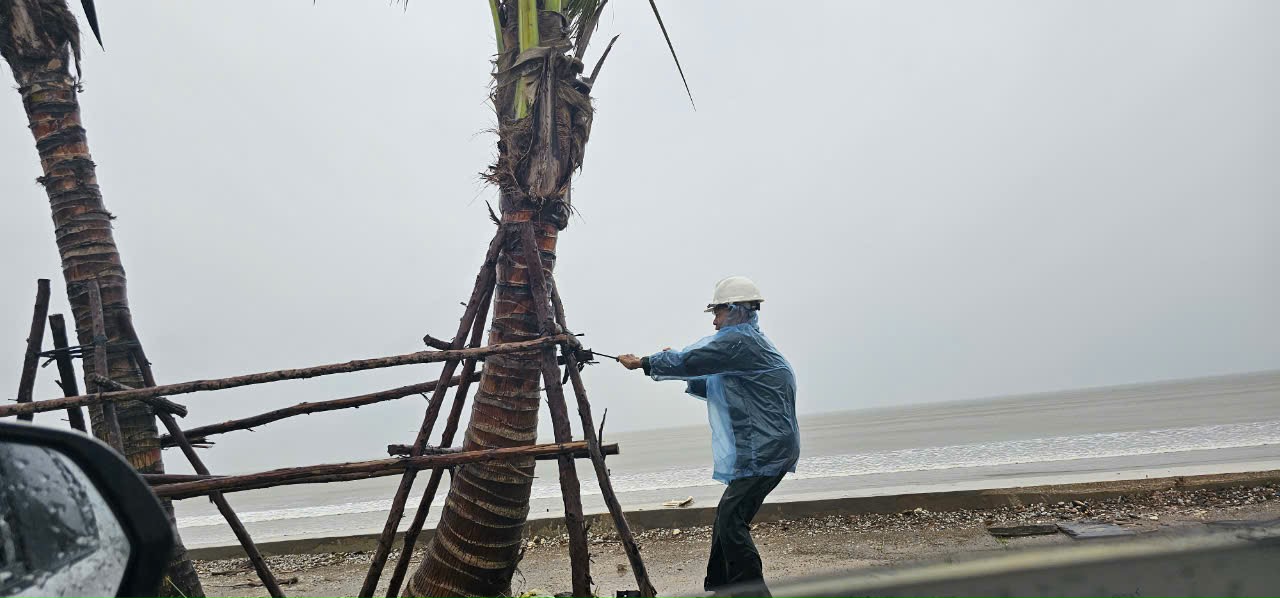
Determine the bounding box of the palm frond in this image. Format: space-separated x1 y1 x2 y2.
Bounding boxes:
80 0 102 48
571 0 607 60
563 0 600 24
647 0 693 109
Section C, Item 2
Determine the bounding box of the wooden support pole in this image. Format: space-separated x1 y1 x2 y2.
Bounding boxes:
383 281 495 598
15 279 51 422
386 442 618 459
421 334 452 351
89 374 188 417
48 314 87 431
553 282 657 597
358 227 506 598
147 470 385 488
155 441 598 500
143 445 620 486
144 389 288 595
158 373 480 447
0 333 574 419
86 281 124 452
168 412 286 597
111 335 286 598
144 473 213 485
522 224 593 598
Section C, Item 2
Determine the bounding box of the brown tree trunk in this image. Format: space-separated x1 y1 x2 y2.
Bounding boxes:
405 4 595 596
0 1 203 595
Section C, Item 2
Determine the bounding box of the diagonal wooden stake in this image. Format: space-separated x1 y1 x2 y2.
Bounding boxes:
47 314 88 431
86 280 123 452
521 223 593 598
383 280 496 598
15 279 50 422
552 280 658 597
358 227 507 598
112 316 286 597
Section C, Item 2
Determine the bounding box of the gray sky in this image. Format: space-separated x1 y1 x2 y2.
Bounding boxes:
2 1 1278 474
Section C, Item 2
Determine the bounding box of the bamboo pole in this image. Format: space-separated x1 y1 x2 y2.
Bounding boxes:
522 224 593 597
0 334 574 420
114 326 285 596
383 281 495 598
552 282 657 597
15 279 51 422
358 228 506 598
48 314 87 431
86 281 124 452
158 373 480 447
156 441 598 501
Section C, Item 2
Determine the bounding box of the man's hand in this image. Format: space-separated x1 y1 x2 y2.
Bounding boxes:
618 354 643 370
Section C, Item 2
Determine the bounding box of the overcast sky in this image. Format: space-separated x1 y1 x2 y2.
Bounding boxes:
2 1 1278 474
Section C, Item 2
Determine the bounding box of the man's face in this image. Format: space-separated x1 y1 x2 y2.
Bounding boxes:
712 305 729 330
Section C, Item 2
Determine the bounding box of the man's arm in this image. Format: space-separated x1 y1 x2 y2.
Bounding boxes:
618 355 657 375
637 333 744 379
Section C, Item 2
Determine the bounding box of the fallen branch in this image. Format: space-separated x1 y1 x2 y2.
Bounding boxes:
0 334 576 419
228 576 299 589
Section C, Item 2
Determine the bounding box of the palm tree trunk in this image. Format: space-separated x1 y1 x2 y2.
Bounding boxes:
1 1 204 595
405 2 594 595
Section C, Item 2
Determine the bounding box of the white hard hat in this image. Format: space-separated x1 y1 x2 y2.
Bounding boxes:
705 276 764 312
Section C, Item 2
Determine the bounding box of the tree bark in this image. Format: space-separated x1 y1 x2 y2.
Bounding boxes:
0 1 203 595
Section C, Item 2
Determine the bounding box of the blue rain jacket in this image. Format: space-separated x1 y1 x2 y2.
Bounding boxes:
648 308 799 483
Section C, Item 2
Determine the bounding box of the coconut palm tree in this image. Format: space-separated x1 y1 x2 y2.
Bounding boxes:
0 1 203 595
402 1 688 596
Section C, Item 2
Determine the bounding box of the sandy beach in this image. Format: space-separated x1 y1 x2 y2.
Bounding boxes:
194 481 1279 597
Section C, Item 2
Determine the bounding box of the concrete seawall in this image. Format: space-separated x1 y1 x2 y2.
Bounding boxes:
187 469 1280 561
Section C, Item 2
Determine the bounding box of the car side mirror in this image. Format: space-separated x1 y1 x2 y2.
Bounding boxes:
0 421 174 597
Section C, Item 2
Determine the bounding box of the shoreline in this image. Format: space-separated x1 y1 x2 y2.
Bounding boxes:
187 467 1280 560
192 471 1280 597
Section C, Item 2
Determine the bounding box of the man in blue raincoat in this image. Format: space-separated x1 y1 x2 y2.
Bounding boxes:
618 276 800 596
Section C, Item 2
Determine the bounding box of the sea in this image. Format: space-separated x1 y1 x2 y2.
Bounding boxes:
173 370 1280 548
